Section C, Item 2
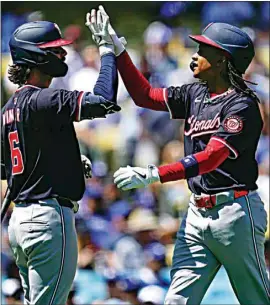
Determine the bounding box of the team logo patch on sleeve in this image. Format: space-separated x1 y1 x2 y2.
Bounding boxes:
224 115 243 133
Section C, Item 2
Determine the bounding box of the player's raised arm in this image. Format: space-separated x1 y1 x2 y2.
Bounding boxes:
69 8 122 121
85 8 118 104
89 6 171 112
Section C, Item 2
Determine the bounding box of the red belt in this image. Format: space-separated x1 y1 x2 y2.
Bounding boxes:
194 190 249 209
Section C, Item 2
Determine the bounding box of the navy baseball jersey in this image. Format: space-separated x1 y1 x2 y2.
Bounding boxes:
166 82 263 195
1 85 85 202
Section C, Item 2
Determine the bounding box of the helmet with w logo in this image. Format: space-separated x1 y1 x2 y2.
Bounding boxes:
9 21 73 77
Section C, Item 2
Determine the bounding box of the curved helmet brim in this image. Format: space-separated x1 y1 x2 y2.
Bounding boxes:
189 34 231 58
38 38 73 49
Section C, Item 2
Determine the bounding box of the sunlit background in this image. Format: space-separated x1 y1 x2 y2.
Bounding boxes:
1 1 269 304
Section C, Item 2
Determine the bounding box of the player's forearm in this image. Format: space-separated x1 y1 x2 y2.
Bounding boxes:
158 139 230 183
94 53 118 102
73 54 121 121
117 51 168 111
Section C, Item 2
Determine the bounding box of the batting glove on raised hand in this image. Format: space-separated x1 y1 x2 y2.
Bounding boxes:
98 5 127 56
85 8 114 56
81 155 92 179
113 165 160 191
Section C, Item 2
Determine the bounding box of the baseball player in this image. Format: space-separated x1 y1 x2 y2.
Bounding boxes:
1 18 120 305
90 7 270 305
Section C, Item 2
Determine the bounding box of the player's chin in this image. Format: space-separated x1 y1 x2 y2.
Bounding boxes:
192 70 200 79
194 68 209 80
191 66 201 79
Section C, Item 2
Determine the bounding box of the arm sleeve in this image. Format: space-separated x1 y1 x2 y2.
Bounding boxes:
158 137 230 183
116 51 168 111
94 53 118 102
212 100 263 159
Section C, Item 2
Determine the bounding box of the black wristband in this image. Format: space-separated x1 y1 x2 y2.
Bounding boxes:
180 155 199 178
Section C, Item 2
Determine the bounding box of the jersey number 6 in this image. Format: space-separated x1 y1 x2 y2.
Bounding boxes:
8 131 24 175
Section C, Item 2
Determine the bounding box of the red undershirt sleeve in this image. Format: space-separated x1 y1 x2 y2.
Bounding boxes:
158 137 230 183
117 51 168 111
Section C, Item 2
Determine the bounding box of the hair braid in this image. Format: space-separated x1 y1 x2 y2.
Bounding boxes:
227 61 260 103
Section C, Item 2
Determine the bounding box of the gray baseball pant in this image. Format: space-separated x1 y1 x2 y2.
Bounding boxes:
164 191 270 305
8 198 78 305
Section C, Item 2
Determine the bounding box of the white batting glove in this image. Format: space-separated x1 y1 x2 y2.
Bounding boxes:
85 8 114 56
113 165 160 191
98 5 127 56
81 155 92 179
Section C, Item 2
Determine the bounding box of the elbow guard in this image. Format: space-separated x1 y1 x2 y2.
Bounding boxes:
80 92 121 121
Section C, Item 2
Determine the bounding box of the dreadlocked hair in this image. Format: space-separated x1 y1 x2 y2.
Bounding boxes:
227 61 260 103
8 64 31 87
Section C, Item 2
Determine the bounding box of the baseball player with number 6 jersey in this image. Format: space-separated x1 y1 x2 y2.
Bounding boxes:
1 17 120 305
89 6 269 305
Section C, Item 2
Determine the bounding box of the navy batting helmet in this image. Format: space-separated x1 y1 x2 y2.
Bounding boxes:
189 23 255 74
9 21 73 77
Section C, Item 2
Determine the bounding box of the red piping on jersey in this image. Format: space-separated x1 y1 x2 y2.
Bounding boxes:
158 137 230 183
211 136 238 159
117 51 168 110
75 91 84 121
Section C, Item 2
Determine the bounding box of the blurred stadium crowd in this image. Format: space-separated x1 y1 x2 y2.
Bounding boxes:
1 2 269 304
